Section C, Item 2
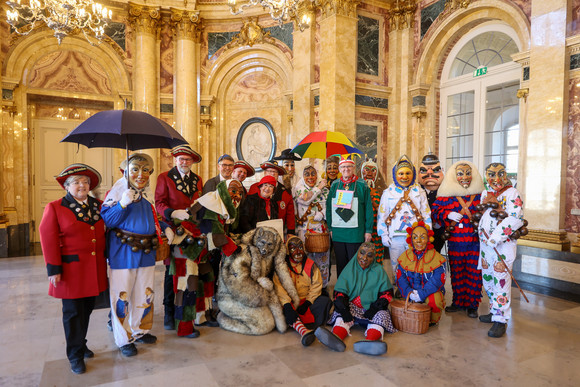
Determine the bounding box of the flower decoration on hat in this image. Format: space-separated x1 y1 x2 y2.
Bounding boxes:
405 220 434 250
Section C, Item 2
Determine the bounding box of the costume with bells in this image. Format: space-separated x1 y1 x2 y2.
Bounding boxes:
293 165 331 287
477 163 524 338
317 243 395 356
417 153 446 253
396 222 446 324
154 145 203 331
432 161 484 316
273 236 332 346
102 153 162 354
377 155 432 280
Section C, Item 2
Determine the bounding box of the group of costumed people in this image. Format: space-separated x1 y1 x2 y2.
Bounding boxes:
39 139 526 374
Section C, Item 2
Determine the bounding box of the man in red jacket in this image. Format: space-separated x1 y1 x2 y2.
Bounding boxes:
155 145 203 330
248 160 295 235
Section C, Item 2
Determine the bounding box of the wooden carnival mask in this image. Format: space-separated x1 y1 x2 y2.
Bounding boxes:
455 163 473 189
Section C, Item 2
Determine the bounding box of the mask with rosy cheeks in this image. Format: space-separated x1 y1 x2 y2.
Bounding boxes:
357 244 376 269
282 160 295 177
396 166 413 188
227 180 243 208
326 163 339 180
412 227 428 252
455 164 472 188
362 165 377 183
485 164 509 192
418 163 443 190
127 159 152 190
287 238 305 263
303 167 317 188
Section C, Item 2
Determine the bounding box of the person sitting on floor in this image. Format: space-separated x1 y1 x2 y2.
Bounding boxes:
315 242 396 356
396 221 446 326
274 236 332 347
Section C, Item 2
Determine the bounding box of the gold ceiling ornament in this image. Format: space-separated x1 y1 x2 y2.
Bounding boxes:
128 2 161 36
170 8 202 41
227 0 316 31
444 0 471 13
5 0 112 45
389 0 416 31
226 18 275 49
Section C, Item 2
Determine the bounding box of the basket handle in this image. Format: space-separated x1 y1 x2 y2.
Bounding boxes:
305 202 323 232
404 292 411 313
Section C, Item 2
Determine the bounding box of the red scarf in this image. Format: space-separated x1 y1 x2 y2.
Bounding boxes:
340 175 359 185
259 191 272 218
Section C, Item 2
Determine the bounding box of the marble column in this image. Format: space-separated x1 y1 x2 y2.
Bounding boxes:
171 8 202 174
386 1 416 171
128 2 161 187
520 0 570 248
318 0 360 139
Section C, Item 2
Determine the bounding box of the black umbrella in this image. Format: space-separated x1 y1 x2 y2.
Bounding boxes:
61 109 187 150
61 109 189 188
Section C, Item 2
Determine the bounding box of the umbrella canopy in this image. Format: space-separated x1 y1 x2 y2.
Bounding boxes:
61 109 187 150
291 130 364 159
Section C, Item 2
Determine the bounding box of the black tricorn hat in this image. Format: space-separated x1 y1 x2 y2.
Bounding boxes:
274 148 302 161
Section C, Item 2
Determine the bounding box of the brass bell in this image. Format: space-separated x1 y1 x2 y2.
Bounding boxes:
185 235 195 244
511 230 521 240
152 238 159 245
472 220 479 227
152 245 158 250
449 225 455 232
522 219 529 227
519 227 529 236
131 246 139 252
127 236 134 243
443 231 451 240
489 210 498 218
116 232 122 238
197 238 205 247
489 202 499 209
176 226 185 236
497 211 508 220
140 239 148 245
475 204 485 212
121 238 127 244
473 212 483 221
144 249 151 254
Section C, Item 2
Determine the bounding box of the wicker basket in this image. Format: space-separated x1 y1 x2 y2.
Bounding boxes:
155 237 170 262
304 219 330 253
390 293 431 334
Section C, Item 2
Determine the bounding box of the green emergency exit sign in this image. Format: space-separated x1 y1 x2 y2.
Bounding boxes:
473 67 487 77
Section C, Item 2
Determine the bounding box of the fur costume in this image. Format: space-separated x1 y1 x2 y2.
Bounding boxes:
217 227 300 335
432 161 484 310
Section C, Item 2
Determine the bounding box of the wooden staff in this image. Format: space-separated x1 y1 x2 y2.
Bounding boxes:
481 229 529 303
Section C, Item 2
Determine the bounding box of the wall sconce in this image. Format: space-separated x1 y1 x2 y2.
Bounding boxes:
200 105 211 115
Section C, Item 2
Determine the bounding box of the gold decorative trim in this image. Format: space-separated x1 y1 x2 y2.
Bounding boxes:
225 18 275 49
516 88 529 102
444 0 471 14
316 0 361 19
518 229 570 251
170 8 202 41
128 2 161 36
389 0 416 31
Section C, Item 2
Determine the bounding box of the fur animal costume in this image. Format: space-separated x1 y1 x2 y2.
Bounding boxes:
217 227 300 335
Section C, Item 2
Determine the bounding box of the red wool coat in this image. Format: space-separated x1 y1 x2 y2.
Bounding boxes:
155 167 203 223
39 196 108 299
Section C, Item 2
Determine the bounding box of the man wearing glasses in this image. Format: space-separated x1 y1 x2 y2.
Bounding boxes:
203 154 235 194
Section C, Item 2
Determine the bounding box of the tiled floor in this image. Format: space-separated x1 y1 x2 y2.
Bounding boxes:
1 255 579 386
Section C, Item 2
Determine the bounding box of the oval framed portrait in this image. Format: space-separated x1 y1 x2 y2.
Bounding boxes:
236 117 277 172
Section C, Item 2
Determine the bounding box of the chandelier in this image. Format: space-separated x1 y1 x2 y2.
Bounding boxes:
227 0 316 32
6 0 112 45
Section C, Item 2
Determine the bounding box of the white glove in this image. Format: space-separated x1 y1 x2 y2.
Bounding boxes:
120 189 137 208
381 233 391 247
409 290 421 302
164 227 175 245
448 211 463 222
313 212 324 222
171 209 190 220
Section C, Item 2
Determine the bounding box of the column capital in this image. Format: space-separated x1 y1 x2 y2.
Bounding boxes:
128 2 161 36
170 8 202 41
388 0 417 31
316 0 360 19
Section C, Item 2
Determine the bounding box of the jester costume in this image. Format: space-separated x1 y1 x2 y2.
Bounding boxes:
396 222 446 324
361 158 386 264
432 161 484 313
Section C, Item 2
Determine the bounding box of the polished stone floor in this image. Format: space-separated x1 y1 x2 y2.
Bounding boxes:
1 255 579 387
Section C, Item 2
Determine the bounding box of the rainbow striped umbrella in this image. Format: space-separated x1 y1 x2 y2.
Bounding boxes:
291 130 364 159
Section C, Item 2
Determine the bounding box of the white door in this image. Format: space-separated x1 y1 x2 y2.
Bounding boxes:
33 119 115 242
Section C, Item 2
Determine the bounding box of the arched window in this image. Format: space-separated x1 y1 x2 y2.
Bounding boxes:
440 24 521 183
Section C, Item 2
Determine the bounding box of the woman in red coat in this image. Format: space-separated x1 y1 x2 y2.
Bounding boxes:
39 164 108 374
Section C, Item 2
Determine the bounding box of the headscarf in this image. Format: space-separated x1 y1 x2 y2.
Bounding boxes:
334 245 393 309
104 153 154 207
391 154 416 189
437 160 484 197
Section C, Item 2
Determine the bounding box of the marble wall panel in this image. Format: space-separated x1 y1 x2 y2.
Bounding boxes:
357 15 379 76
357 3 388 86
356 124 378 159
160 20 174 94
357 111 388 174
207 31 239 59
104 21 126 51
420 0 445 40
571 0 580 37
124 22 134 78
29 51 111 94
509 0 532 19
571 54 580 71
314 18 321 84
565 77 580 233
265 23 293 51
355 95 388 109
1 111 14 209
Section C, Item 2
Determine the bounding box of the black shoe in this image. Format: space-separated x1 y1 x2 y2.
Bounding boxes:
321 287 330 297
479 313 493 323
164 315 175 331
314 327 346 352
445 304 462 313
467 308 478 318
195 311 220 327
84 347 94 358
353 340 387 356
488 322 507 338
429 322 438 327
183 328 201 338
135 333 157 344
70 359 86 374
120 343 137 357
301 331 316 347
